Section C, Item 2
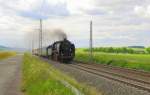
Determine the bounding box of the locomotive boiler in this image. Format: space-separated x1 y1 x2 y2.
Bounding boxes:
33 38 75 63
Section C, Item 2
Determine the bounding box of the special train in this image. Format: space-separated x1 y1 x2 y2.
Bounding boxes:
33 38 75 63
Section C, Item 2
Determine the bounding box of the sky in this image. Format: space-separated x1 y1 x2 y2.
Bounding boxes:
0 0 150 48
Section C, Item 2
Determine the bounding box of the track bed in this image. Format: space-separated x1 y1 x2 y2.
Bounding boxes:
41 57 150 95
70 62 150 92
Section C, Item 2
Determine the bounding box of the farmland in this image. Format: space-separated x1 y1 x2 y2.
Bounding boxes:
0 51 16 60
75 48 150 72
22 53 100 95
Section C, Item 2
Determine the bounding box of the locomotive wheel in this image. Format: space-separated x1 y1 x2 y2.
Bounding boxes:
55 54 59 61
51 53 54 60
54 54 57 61
59 56 63 62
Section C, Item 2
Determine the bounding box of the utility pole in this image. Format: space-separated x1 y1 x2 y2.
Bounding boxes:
39 19 43 56
90 20 93 62
32 36 34 54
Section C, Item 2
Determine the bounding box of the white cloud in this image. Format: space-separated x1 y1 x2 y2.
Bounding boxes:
0 0 39 11
47 0 66 5
0 0 150 48
66 0 96 15
134 5 150 18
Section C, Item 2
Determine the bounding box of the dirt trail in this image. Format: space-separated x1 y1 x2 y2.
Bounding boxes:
0 55 22 95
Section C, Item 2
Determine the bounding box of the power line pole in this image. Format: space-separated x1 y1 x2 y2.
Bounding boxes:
32 36 34 54
89 20 93 62
39 19 43 56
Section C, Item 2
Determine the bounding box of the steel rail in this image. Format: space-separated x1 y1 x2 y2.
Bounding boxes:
74 60 150 77
69 63 150 93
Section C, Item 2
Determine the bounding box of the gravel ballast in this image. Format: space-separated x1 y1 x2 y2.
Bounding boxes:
47 60 150 95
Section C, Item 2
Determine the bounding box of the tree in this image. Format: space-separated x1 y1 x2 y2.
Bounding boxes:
146 47 150 54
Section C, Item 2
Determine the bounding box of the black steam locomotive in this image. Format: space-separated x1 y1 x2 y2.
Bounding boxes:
33 39 75 63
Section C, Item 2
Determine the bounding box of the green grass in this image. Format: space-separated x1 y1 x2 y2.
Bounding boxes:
75 49 150 71
22 53 101 95
0 51 16 60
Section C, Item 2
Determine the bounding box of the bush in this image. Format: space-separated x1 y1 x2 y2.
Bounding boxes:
146 47 150 54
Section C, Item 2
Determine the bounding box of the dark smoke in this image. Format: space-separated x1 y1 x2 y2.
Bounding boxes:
52 29 67 41
26 28 67 49
43 29 67 47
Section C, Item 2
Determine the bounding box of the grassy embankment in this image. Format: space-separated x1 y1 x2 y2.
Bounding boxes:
22 53 101 95
0 51 16 60
75 49 150 71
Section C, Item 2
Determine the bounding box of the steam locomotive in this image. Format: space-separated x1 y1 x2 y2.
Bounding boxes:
33 38 75 63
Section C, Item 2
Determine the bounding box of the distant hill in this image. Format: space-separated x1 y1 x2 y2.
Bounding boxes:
0 45 10 50
0 45 26 52
128 46 145 48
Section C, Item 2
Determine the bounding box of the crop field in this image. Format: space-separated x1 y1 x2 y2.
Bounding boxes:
75 48 150 71
22 53 101 95
0 51 16 60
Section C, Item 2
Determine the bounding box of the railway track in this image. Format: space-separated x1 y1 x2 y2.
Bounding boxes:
41 57 150 93
69 62 150 93
75 61 150 77
74 61 150 82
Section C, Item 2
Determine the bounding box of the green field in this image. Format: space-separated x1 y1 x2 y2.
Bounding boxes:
75 49 150 71
0 51 16 60
22 53 101 95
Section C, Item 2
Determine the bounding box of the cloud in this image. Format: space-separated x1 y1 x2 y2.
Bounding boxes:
18 0 70 19
134 5 150 18
0 0 150 48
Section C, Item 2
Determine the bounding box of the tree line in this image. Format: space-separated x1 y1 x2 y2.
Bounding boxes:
85 47 150 54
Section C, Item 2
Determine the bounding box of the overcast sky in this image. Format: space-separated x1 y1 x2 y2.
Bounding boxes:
0 0 150 48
